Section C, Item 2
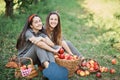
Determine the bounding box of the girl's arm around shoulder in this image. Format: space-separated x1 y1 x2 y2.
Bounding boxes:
25 29 44 44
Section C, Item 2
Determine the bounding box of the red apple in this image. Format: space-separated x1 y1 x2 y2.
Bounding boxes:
66 55 73 60
96 72 102 78
81 62 86 67
89 67 94 72
94 64 99 70
104 67 108 72
20 65 27 70
59 54 65 59
111 58 117 65
73 55 78 60
85 70 90 76
64 54 68 58
110 68 116 74
100 66 105 72
86 62 90 68
76 69 81 75
79 70 85 76
58 48 64 54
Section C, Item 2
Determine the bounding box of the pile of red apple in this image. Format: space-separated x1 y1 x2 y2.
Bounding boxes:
75 58 117 78
80 59 99 72
55 48 79 60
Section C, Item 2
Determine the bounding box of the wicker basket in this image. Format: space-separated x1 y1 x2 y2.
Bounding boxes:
80 58 100 73
15 57 38 79
55 57 80 77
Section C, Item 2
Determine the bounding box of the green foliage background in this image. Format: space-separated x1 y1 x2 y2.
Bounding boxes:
0 0 120 80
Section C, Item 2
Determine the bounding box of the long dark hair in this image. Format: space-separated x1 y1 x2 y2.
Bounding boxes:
16 14 44 49
45 11 62 45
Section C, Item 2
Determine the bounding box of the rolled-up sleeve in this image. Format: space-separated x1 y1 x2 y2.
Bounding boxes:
39 33 47 38
25 30 34 41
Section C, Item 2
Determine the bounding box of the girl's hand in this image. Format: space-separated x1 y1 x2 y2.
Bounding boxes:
29 36 36 43
69 52 74 56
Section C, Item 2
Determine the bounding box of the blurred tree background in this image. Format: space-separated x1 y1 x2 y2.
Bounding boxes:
1 0 120 49
82 0 120 50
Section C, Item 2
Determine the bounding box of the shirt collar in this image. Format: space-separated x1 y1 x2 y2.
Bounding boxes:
29 28 41 36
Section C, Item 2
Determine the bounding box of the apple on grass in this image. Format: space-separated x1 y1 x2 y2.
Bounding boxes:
100 66 105 72
79 71 85 76
76 69 90 76
104 67 109 72
111 58 117 65
85 70 90 76
76 69 81 75
110 68 116 74
96 72 102 78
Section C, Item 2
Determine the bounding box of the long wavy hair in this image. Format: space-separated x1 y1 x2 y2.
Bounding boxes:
16 14 44 50
45 11 62 45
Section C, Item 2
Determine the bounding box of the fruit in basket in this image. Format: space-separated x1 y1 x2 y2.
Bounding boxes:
73 55 79 60
86 62 90 68
64 54 69 59
94 63 99 70
58 48 64 54
85 70 90 76
81 59 99 72
20 65 27 70
89 60 94 64
81 61 87 67
57 53 79 60
89 60 99 71
66 55 73 60
59 54 65 59
89 67 94 72
111 58 117 65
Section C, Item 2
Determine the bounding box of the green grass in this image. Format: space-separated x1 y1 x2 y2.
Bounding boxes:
0 0 120 80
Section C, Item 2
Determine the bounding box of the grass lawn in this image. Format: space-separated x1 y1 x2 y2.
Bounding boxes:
0 0 120 80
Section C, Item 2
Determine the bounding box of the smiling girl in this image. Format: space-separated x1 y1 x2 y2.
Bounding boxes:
44 11 83 58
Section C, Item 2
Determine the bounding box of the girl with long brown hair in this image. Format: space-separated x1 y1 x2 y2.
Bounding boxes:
45 11 83 57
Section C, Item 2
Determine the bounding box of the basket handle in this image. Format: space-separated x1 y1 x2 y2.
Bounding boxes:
18 57 34 68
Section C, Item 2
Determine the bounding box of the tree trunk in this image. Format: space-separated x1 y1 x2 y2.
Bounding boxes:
4 0 13 17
